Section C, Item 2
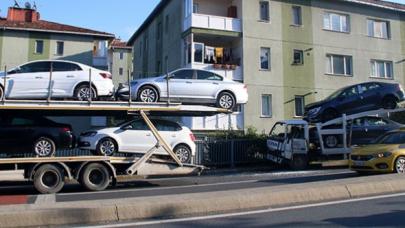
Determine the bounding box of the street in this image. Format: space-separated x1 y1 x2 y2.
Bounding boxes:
85 193 405 228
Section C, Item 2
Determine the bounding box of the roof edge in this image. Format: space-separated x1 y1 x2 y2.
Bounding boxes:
344 0 405 13
0 26 115 39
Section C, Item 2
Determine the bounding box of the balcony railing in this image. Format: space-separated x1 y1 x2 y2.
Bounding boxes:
184 13 241 33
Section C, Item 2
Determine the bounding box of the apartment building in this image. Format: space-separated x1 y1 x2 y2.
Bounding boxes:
109 39 133 87
129 0 405 132
0 6 114 71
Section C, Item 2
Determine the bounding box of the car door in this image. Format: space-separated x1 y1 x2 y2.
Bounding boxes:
152 120 180 154
6 62 50 99
363 117 391 141
51 62 83 97
359 83 382 110
350 118 367 145
168 69 198 99
117 119 155 153
334 85 362 114
194 70 222 100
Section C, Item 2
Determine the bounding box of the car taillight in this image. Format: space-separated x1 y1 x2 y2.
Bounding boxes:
190 133 196 142
60 127 71 133
100 73 112 79
243 85 247 90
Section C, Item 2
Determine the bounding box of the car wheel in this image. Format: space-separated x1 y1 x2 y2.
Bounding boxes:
138 86 159 103
395 156 405 174
33 164 65 194
289 155 308 170
382 96 397 110
324 135 338 148
174 145 192 163
0 85 4 100
80 163 111 191
217 92 235 109
33 137 56 157
322 109 339 122
96 138 117 156
75 84 97 101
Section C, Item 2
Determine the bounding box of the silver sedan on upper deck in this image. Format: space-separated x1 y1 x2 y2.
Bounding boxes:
116 69 248 109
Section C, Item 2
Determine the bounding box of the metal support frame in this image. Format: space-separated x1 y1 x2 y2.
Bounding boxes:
125 110 183 175
2 66 7 103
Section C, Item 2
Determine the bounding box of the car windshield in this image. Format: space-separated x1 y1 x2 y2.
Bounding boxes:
326 88 344 100
270 123 286 139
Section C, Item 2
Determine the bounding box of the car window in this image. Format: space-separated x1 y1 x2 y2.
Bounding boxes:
10 118 35 126
152 120 182 131
19 62 51 73
341 86 358 98
197 70 223 81
360 83 380 93
353 118 364 127
128 120 149 131
172 70 194 80
364 117 388 126
379 133 402 144
52 62 82 72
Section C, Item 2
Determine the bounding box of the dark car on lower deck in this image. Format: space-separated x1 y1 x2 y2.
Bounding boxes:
0 116 74 157
305 82 405 123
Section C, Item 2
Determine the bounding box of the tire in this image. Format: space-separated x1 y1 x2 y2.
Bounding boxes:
289 155 308 171
382 96 397 110
96 138 118 156
174 145 192 163
33 164 65 194
80 163 111 191
217 92 236 110
394 156 405 174
322 109 339 122
324 135 339 148
74 84 98 101
138 86 159 103
33 137 56 157
0 85 4 100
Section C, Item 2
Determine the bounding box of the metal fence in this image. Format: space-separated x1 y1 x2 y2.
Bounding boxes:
194 138 267 167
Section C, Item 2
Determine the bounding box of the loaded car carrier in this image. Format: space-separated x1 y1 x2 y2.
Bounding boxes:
0 100 230 194
267 108 405 170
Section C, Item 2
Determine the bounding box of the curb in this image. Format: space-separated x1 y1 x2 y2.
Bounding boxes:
1 174 405 227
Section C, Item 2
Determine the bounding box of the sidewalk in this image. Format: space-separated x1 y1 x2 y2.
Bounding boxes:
0 174 404 227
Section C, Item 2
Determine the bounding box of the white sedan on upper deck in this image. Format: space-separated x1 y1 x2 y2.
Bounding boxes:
0 60 114 101
116 68 248 110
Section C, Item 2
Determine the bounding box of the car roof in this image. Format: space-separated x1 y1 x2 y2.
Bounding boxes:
18 60 90 69
276 120 308 125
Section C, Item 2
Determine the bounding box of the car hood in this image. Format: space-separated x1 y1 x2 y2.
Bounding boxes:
305 100 327 110
131 76 165 85
352 144 399 155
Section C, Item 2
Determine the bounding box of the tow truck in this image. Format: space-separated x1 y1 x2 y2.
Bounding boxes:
266 108 405 170
0 100 231 194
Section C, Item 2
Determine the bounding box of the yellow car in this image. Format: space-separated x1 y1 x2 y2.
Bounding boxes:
350 129 405 174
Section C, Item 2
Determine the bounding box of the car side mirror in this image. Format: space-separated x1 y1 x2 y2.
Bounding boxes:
166 74 174 80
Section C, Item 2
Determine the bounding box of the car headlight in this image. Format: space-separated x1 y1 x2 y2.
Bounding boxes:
375 152 392 158
308 107 321 116
81 131 97 137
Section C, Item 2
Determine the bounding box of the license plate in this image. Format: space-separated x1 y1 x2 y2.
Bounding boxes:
353 161 365 166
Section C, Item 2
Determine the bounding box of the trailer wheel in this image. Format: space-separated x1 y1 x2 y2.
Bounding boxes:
289 155 308 170
33 164 65 194
80 163 111 191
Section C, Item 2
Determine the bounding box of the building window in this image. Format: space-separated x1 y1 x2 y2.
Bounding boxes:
139 41 142 57
367 19 390 39
156 61 161 74
259 1 270 21
55 41 64 56
293 50 304 65
295 96 305 117
119 52 124 60
194 43 204 64
323 12 349 33
326 54 353 76
119 67 123 76
165 15 169 34
292 6 302 26
261 94 272 117
193 3 199 13
260 47 271 70
371 60 393 79
35 40 44 54
157 22 162 40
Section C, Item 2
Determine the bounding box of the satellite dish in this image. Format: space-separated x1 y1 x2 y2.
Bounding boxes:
24 2 31 9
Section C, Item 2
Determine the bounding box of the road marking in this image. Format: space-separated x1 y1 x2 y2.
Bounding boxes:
58 170 352 197
34 194 56 204
76 192 405 228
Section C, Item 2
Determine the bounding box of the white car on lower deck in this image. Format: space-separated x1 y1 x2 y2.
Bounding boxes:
79 118 196 164
0 60 114 101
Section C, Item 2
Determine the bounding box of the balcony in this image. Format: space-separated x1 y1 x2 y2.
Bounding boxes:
184 13 241 33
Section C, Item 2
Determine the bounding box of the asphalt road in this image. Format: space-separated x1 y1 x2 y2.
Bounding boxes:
0 168 356 205
92 193 405 228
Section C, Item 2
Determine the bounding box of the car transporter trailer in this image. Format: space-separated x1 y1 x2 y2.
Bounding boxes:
0 100 230 194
